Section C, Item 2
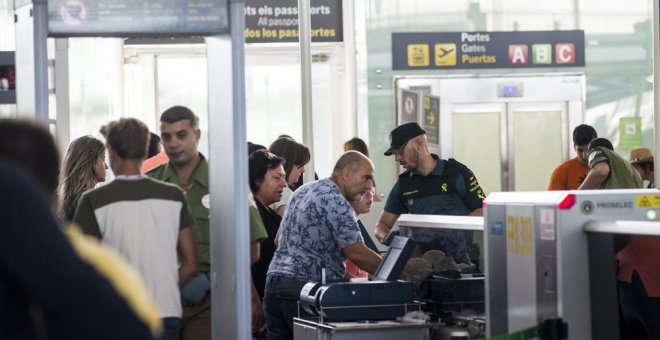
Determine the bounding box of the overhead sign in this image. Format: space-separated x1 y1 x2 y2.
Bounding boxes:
244 0 342 43
48 0 229 37
392 30 585 70
423 94 439 145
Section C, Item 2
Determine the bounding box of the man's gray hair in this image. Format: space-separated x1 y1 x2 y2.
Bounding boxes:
333 150 367 175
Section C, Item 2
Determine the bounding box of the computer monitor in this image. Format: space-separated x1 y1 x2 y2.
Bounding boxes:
373 236 415 281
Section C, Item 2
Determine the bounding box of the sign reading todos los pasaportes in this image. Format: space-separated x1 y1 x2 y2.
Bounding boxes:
392 30 585 70
244 0 342 43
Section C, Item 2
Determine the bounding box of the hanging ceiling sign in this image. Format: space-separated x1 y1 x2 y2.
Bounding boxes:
48 0 229 37
392 30 585 70
244 0 342 43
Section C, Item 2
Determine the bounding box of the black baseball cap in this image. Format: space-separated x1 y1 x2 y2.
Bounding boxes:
384 122 426 156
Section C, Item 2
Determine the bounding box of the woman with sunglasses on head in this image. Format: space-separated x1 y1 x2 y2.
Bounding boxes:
249 150 288 338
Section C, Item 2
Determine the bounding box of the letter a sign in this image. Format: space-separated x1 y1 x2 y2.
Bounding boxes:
508 45 528 65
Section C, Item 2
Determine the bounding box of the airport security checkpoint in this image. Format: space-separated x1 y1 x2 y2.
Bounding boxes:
288 190 660 339
3 0 660 340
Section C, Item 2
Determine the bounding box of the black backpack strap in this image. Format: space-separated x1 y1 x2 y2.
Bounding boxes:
447 158 485 211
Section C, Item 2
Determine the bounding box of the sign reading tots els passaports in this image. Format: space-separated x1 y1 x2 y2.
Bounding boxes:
244 0 342 43
392 30 585 70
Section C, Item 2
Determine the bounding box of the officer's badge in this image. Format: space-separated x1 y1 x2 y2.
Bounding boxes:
407 198 414 206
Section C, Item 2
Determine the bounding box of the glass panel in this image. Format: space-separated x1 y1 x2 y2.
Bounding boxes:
513 110 563 191
244 58 334 178
156 56 209 156
309 62 333 179
124 53 157 130
452 111 501 194
0 0 16 116
125 49 337 179
0 106 16 118
245 63 302 144
365 0 653 197
0 0 14 50
69 38 124 138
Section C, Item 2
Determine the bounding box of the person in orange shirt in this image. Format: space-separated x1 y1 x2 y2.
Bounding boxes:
141 132 169 173
547 124 597 190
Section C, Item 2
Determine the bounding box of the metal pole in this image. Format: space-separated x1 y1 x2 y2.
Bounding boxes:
207 0 250 339
298 0 315 183
14 0 49 123
653 0 660 188
54 38 70 155
343 0 358 138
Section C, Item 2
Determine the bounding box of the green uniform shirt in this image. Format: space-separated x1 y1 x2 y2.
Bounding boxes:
249 195 268 243
147 155 268 273
148 156 211 273
588 147 643 190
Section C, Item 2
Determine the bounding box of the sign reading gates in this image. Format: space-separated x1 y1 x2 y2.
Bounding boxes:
48 0 229 37
392 30 585 70
244 0 342 43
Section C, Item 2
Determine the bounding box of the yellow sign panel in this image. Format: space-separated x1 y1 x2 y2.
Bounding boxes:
506 215 533 255
424 96 435 125
636 195 660 207
407 44 429 67
435 43 457 66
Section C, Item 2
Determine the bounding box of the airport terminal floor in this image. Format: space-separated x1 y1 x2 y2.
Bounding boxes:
1 0 660 339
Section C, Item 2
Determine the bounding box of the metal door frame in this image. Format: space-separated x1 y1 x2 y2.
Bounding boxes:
394 73 585 192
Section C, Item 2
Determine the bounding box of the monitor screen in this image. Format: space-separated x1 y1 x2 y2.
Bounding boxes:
373 236 414 281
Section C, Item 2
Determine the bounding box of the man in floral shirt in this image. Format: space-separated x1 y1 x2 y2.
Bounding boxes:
263 151 383 339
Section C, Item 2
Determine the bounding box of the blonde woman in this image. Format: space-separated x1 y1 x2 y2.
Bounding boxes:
57 136 107 221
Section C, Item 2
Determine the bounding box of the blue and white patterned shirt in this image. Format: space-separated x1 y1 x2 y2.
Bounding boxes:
267 178 363 282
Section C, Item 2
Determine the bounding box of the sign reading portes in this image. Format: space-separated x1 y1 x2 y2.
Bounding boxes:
392 30 585 70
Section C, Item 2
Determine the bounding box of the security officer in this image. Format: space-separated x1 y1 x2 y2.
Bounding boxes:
374 122 485 266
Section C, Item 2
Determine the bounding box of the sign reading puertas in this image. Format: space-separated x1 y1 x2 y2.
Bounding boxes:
392 30 585 70
244 0 342 43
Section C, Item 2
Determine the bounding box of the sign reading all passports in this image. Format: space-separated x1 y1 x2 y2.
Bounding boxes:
244 0 342 43
48 0 229 37
392 30 585 70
